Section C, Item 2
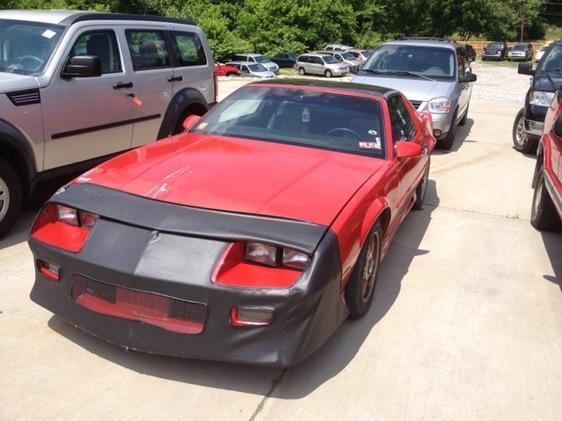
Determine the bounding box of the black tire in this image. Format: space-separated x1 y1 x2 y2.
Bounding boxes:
413 159 430 210
437 110 457 150
531 169 561 231
0 157 23 238
512 108 538 154
346 221 383 319
298 67 306 76
324 69 332 78
458 104 469 126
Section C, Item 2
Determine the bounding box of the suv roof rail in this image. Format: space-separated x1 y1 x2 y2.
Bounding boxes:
61 12 196 26
397 36 453 42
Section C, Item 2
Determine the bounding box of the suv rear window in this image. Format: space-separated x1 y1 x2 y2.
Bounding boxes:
172 31 207 67
126 30 170 71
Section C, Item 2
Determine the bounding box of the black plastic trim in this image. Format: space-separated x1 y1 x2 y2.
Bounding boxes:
60 13 196 27
157 88 209 138
51 114 161 140
0 119 36 182
6 89 41 106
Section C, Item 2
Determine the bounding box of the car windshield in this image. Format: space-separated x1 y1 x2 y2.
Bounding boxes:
0 20 64 75
363 44 455 79
248 63 267 72
191 86 386 158
254 55 270 63
488 43 504 49
538 44 562 72
512 44 527 51
341 52 355 60
322 56 339 64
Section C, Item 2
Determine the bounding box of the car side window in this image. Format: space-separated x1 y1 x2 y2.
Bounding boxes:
313 57 323 64
388 96 416 141
457 50 466 78
171 31 207 67
126 30 170 71
69 30 122 74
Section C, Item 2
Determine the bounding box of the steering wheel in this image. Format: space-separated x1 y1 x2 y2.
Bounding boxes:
17 55 44 71
326 127 361 141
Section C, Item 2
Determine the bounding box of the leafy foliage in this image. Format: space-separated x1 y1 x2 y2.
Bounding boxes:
1 0 550 59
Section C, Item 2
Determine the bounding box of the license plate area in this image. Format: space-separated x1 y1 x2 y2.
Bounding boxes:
71 274 206 334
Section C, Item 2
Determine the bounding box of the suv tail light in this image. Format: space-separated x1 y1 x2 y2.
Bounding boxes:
31 203 99 252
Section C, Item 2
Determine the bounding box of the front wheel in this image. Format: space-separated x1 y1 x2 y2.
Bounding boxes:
0 157 23 238
531 169 561 231
512 108 538 154
437 110 457 150
298 67 306 76
346 221 383 319
324 69 332 78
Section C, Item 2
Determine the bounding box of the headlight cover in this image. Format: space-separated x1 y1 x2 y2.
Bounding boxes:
426 97 451 114
529 90 555 107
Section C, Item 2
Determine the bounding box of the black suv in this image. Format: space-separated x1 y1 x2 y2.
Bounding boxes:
513 42 562 154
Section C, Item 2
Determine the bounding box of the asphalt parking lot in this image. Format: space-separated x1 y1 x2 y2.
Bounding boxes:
1 67 561 420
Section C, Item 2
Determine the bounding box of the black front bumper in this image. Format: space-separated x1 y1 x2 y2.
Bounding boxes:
29 184 347 367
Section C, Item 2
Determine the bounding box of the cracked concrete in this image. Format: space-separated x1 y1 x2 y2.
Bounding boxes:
0 78 561 420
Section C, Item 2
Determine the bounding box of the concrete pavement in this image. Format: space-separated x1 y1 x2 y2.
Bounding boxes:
0 92 560 420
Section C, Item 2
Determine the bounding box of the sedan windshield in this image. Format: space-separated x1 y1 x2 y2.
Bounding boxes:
512 44 527 51
538 43 562 72
191 86 386 158
363 44 455 79
0 20 64 75
488 43 504 50
248 63 267 72
254 55 271 63
322 56 339 64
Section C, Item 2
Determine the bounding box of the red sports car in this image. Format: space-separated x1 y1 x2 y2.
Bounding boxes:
29 80 436 367
531 90 562 230
214 62 240 77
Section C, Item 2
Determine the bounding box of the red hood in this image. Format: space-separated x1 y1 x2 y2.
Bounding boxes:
76 134 386 226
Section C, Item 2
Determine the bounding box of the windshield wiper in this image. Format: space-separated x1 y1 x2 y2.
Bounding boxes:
361 68 434 81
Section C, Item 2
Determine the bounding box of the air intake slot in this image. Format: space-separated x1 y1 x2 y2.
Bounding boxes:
6 89 41 106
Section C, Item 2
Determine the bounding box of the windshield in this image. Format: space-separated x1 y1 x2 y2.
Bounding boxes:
538 44 562 72
0 20 64 75
512 44 527 51
341 52 355 60
191 86 386 158
487 43 504 50
363 44 455 79
322 56 339 64
254 55 270 63
248 63 267 72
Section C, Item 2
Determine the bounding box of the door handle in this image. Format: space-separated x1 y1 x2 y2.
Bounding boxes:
113 82 133 89
167 76 183 82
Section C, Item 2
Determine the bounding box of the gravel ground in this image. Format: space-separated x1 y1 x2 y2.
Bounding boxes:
218 61 531 105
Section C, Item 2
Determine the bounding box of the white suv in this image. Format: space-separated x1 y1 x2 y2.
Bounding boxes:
0 10 216 236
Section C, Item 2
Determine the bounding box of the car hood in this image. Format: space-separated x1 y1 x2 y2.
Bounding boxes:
76 133 386 226
0 72 39 94
352 74 452 101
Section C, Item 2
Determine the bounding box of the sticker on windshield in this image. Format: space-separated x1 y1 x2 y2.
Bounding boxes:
41 29 57 39
359 140 382 150
368 130 378 136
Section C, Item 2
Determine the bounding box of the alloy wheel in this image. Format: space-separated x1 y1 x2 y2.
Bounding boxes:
361 231 381 302
0 177 10 223
514 115 528 147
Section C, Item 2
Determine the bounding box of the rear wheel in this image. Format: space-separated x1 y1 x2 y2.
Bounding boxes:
298 67 306 76
0 157 23 238
512 108 538 154
531 169 561 231
324 69 332 78
346 221 382 319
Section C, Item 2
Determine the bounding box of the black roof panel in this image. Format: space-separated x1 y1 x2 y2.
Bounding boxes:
61 12 196 26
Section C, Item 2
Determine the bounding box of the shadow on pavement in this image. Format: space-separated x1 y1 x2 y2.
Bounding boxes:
46 179 439 398
433 118 474 155
541 230 562 292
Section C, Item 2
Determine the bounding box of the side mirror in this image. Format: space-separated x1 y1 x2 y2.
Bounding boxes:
460 73 477 83
554 114 562 138
182 114 202 131
61 55 101 79
395 141 423 159
518 62 534 75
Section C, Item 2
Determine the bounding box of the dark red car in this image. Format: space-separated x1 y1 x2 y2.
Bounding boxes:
214 62 239 77
28 80 436 367
531 91 562 230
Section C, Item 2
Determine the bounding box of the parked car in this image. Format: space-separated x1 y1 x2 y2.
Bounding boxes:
513 41 562 154
535 43 551 62
225 61 275 78
29 78 436 367
233 53 279 73
353 38 477 150
508 43 533 61
270 52 298 68
294 53 349 77
530 89 562 230
482 41 508 61
0 10 215 237
319 50 363 74
347 49 372 63
460 44 476 62
325 44 353 51
214 62 239 77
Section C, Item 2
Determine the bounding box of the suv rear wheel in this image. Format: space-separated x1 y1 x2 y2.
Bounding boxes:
0 157 22 238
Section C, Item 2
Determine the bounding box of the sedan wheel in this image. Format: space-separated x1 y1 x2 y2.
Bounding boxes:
346 221 382 319
324 69 332 78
